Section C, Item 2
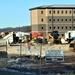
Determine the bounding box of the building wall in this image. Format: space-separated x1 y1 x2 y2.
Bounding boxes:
31 9 39 25
31 8 75 38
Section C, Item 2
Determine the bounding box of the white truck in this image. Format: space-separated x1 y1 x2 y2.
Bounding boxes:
64 31 75 43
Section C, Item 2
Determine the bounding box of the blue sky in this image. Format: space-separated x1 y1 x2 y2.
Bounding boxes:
0 0 75 28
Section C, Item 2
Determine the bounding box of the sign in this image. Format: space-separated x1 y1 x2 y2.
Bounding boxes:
45 50 64 62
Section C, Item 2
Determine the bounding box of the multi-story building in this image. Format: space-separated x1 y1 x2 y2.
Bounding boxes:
29 5 75 38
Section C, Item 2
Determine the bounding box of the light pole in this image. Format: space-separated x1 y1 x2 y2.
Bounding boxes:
39 39 42 75
19 26 22 69
20 39 22 69
6 42 7 63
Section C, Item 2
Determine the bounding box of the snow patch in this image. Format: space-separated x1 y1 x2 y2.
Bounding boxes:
0 68 19 73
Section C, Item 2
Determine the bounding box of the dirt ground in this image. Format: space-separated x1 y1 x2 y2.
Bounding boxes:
0 43 75 75
0 43 75 56
0 43 75 63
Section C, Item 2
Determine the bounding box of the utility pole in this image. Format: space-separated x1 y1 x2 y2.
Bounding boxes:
20 40 22 69
19 26 22 70
39 42 42 75
6 42 7 63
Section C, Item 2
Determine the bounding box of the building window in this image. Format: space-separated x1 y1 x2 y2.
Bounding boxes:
65 19 67 21
62 34 64 36
74 11 75 14
54 27 55 29
69 19 71 21
70 11 71 14
57 11 59 14
66 27 67 29
74 26 75 29
50 27 51 29
61 11 63 14
70 26 71 29
62 27 63 29
57 19 59 21
41 27 43 29
74 19 75 21
53 11 55 14
49 11 51 14
41 11 43 14
41 19 43 22
65 11 67 14
58 27 59 29
49 19 51 21
53 19 55 21
61 19 63 21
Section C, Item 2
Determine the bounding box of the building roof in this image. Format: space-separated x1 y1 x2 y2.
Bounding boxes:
29 4 75 10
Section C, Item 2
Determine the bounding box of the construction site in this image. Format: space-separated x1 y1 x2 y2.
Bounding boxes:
0 31 75 75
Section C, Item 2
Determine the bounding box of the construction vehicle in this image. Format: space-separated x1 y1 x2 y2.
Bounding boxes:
22 34 30 43
30 32 43 43
30 32 47 44
48 31 61 44
61 37 68 44
69 40 75 51
30 31 61 44
65 30 75 43
3 31 30 44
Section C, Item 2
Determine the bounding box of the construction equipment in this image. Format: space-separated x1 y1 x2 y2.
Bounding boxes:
30 32 47 44
65 30 75 43
30 31 61 44
61 37 68 44
48 31 61 44
47 33 54 44
69 40 75 51
22 35 30 43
